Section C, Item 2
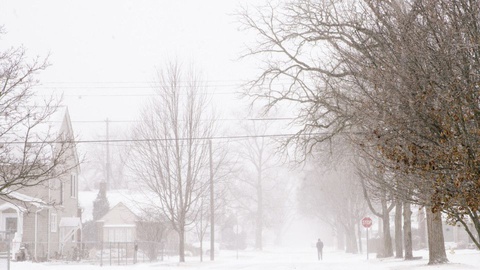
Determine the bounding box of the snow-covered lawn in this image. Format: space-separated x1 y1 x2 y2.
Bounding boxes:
9 247 480 270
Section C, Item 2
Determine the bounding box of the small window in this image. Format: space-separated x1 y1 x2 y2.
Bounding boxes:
70 173 77 198
50 213 57 233
60 181 64 205
5 217 17 233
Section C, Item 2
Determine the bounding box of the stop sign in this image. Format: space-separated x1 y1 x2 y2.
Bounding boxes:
362 217 372 228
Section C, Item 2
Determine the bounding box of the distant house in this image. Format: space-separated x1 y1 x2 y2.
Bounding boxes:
80 189 175 260
97 202 137 243
94 200 176 261
0 107 81 261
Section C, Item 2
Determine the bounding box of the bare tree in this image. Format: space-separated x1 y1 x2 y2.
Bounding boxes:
239 0 480 263
194 197 209 261
82 134 130 190
129 61 215 262
356 162 395 258
229 120 288 250
298 141 367 254
0 26 78 204
136 210 170 262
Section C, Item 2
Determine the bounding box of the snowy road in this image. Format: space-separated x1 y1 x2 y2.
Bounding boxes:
8 248 480 270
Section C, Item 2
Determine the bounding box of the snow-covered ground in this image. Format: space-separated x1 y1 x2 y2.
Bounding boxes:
8 247 480 270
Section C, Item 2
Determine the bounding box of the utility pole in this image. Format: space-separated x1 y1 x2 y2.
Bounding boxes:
105 118 110 190
209 139 215 261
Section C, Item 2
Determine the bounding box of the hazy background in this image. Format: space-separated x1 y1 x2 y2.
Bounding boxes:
0 0 256 138
0 0 329 248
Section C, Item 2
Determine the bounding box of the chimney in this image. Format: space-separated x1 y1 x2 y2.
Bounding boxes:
99 182 107 197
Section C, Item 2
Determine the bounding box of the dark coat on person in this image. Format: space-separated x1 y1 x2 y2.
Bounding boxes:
316 240 324 250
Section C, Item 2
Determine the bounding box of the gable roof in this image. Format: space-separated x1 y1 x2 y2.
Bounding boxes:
79 189 160 222
0 106 80 172
6 190 46 207
99 202 138 225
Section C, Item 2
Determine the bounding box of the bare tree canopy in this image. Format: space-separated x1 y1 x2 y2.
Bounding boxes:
0 26 78 205
240 0 480 262
130 60 215 262
229 120 289 250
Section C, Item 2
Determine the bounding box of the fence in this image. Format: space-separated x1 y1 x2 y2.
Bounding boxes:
9 241 167 265
0 231 13 270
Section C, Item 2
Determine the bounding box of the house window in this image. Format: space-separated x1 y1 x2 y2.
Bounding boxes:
104 227 135 243
60 180 64 205
70 173 77 198
5 217 17 233
50 213 57 233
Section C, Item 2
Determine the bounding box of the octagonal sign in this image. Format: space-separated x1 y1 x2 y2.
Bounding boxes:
362 217 373 228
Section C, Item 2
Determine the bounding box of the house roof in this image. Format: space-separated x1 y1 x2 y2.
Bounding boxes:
0 201 26 212
4 190 47 208
1 106 66 142
79 189 164 222
98 202 138 224
79 189 144 222
0 106 80 173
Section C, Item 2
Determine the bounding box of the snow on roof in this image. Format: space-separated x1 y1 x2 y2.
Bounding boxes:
0 106 67 140
79 189 152 222
0 201 26 212
0 106 74 162
6 190 47 207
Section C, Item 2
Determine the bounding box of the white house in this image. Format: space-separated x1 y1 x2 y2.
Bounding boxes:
0 107 81 261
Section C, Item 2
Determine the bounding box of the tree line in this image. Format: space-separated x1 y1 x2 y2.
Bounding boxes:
239 0 480 265
3 0 480 265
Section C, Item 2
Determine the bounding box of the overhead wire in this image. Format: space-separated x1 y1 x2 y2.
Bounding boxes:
61 117 295 124
31 78 303 94
5 132 330 145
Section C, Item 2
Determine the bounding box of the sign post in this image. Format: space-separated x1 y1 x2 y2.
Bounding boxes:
361 217 373 260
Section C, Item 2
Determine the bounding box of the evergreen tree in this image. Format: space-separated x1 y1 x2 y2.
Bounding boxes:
93 182 109 221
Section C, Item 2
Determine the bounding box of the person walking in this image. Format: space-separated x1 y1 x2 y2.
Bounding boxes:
316 238 324 260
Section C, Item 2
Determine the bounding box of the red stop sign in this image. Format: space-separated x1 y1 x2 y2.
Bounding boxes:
362 217 372 228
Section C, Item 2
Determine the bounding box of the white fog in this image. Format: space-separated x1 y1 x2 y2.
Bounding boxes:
0 0 479 269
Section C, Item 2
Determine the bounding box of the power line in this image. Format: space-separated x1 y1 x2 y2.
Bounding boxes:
42 117 295 124
35 85 242 90
34 84 244 90
40 79 251 84
6 132 324 145
33 92 238 97
32 79 301 91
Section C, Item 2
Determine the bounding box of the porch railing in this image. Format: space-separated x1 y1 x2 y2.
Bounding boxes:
0 231 13 270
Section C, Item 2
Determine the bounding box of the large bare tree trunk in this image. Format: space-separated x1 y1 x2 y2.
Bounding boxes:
179 226 185 262
335 225 345 251
403 202 413 260
395 200 403 258
357 223 363 254
379 197 393 258
426 208 448 264
418 208 427 249
345 223 358 254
